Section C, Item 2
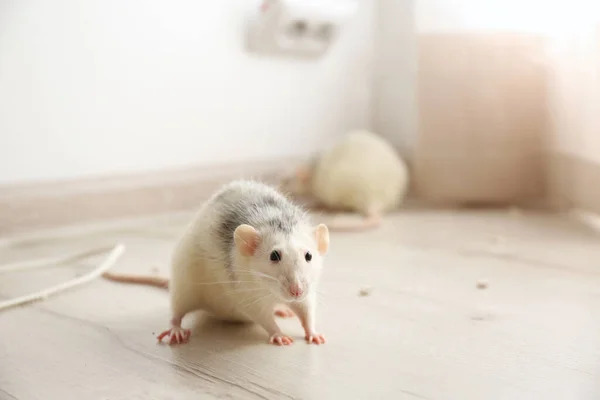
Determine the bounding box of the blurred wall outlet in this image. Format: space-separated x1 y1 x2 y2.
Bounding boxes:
246 0 358 59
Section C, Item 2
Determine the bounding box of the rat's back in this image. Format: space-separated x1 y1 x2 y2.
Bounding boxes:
312 130 409 214
175 179 304 262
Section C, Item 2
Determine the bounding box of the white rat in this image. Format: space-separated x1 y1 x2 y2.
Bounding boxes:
103 180 330 346
282 130 409 231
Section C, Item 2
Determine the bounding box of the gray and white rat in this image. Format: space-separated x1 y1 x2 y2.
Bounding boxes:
103 180 330 346
281 130 410 231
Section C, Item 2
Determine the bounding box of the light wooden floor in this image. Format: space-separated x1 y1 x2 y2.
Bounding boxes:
1 210 600 400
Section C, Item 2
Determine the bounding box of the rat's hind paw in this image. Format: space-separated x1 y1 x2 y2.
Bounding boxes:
274 307 295 318
269 332 294 346
157 327 191 345
305 333 326 345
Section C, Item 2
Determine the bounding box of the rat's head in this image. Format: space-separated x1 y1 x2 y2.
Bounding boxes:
233 223 329 302
280 156 319 196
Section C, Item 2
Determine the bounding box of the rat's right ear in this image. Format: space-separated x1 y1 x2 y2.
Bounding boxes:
234 224 260 256
314 223 329 255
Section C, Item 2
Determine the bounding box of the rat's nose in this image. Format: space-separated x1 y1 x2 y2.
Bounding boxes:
289 283 303 298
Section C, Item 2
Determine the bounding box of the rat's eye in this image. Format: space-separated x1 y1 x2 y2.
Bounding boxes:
270 250 281 262
304 251 312 262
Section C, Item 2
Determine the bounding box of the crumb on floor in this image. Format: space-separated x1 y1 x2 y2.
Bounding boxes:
358 285 373 296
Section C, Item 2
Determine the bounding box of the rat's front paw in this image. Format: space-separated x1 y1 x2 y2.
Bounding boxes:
305 332 326 345
269 332 294 346
157 326 191 345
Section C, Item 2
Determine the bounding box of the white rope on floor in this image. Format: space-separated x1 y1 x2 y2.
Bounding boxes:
0 243 126 312
0 216 184 312
0 245 120 274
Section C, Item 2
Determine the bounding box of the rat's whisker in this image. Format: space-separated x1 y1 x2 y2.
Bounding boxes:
238 292 275 311
216 288 269 304
186 280 259 286
235 269 278 281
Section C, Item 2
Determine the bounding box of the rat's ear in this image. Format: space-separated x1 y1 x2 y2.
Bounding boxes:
234 224 260 256
314 223 329 255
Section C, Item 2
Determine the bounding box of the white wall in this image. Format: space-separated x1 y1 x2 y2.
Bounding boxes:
371 0 569 159
548 23 600 165
416 0 571 34
410 0 600 166
371 0 417 158
0 0 374 184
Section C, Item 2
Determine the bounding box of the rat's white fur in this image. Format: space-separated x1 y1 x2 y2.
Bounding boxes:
311 130 409 216
165 180 329 345
282 131 409 231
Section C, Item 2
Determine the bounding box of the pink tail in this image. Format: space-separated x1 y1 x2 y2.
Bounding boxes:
102 272 169 289
326 212 381 232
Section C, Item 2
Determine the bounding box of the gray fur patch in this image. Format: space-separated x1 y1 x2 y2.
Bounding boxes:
217 207 248 250
215 181 305 253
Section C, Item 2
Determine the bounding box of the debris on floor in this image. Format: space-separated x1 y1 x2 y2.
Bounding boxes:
471 306 497 321
358 285 373 297
476 279 489 290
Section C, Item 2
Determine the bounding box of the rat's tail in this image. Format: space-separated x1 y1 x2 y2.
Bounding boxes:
102 272 169 289
326 212 381 232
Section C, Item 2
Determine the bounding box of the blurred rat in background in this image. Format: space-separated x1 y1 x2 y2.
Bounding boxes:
281 130 410 232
